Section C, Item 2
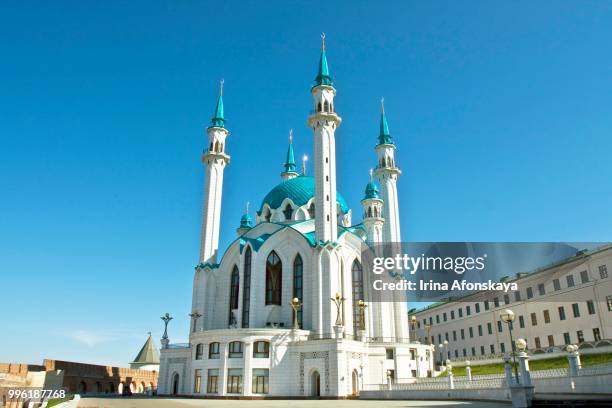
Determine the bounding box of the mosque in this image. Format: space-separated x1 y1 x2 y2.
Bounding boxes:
158 36 434 398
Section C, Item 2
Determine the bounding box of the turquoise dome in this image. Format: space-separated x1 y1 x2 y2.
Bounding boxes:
258 176 349 214
364 181 380 199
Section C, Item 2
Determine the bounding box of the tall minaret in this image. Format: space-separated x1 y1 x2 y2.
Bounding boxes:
373 98 408 342
307 34 342 244
373 98 401 243
199 80 230 264
281 129 299 180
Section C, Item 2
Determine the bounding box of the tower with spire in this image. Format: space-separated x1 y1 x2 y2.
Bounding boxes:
308 33 342 244
373 98 402 243
200 80 230 264
361 170 384 244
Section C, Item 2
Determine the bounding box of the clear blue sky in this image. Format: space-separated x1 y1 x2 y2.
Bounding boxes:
1 1 611 367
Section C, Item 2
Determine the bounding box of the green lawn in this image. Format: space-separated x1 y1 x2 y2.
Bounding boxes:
440 352 612 377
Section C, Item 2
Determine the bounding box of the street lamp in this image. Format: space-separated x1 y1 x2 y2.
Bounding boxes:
443 339 449 359
500 309 519 383
291 297 302 330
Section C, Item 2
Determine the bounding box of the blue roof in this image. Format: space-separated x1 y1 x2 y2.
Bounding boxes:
240 213 253 228
364 181 380 199
209 94 225 128
314 50 333 87
258 176 349 214
378 109 393 145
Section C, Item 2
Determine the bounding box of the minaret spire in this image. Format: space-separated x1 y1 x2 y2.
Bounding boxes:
378 96 392 145
281 129 299 180
314 33 333 87
210 79 225 128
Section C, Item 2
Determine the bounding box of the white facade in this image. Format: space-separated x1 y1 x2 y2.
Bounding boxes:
158 40 433 398
412 245 612 365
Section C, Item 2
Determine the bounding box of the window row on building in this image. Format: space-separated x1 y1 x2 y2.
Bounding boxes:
419 264 609 328
435 327 604 361
194 340 270 360
193 368 270 394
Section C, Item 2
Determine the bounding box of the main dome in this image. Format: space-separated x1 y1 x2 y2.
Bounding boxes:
258 176 349 214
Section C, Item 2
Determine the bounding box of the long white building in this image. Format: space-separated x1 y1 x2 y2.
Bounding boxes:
411 245 612 364
157 37 434 398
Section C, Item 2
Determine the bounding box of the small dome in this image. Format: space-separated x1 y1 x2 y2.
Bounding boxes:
364 181 380 200
259 176 348 214
240 213 253 228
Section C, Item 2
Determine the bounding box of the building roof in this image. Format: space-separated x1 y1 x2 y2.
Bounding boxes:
363 181 380 200
377 106 393 145
131 335 160 365
258 176 349 214
411 244 612 315
314 48 333 87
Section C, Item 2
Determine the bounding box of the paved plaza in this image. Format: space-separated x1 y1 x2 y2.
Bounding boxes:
77 397 509 408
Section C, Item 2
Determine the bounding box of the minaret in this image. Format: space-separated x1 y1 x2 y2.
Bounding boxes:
307 33 342 244
373 98 401 243
281 129 299 180
372 98 408 342
361 170 384 244
199 80 230 263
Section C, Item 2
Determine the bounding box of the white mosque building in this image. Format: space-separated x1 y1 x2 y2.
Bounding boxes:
158 37 434 398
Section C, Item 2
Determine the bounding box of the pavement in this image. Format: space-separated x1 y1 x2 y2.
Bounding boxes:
77 397 509 408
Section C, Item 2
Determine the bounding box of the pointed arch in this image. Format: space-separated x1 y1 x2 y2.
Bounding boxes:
214 141 220 152
367 207 372 218
242 247 252 328
308 203 315 219
283 203 293 221
265 251 282 305
317 102 322 112
352 259 364 334
324 100 329 112
229 265 239 325
293 254 304 328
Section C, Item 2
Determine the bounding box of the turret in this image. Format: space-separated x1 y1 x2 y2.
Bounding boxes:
361 171 384 244
200 80 230 263
237 202 253 236
281 129 299 180
307 33 342 244
373 98 401 243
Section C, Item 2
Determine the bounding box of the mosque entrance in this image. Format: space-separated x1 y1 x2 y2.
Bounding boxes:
311 371 320 397
172 373 180 395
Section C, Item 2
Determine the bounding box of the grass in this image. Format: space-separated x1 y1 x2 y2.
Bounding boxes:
46 395 73 407
439 352 612 377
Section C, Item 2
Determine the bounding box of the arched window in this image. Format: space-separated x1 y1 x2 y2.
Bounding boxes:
242 247 252 328
324 100 329 112
308 203 315 219
317 102 322 112
195 343 204 360
352 260 364 334
264 209 271 222
209 142 213 151
265 251 282 305
209 342 220 359
367 207 372 218
253 341 270 358
214 141 219 152
293 254 303 328
229 266 239 325
283 203 293 221
228 341 243 358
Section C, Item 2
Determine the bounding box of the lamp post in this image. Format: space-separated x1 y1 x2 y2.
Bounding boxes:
291 297 302 330
331 292 346 326
424 323 432 345
443 339 449 360
161 312 173 339
188 310 202 333
358 300 367 331
500 309 519 383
